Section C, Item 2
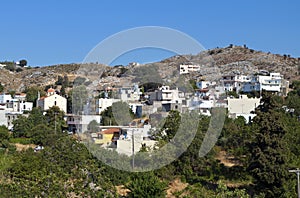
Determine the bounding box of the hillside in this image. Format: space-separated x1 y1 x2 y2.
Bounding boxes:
1 45 299 92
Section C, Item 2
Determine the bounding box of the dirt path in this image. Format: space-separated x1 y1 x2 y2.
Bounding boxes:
14 143 36 151
166 178 188 198
215 150 242 167
115 178 189 197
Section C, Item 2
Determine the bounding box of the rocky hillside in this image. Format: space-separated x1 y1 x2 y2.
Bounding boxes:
1 45 299 92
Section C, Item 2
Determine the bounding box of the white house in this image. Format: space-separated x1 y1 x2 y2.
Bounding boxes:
227 95 261 123
0 93 33 129
37 88 67 113
66 114 101 133
0 93 33 113
196 81 213 89
115 84 142 102
5 112 23 130
242 73 288 95
180 64 200 74
0 108 7 127
116 125 156 156
258 73 282 92
160 86 185 104
96 98 120 114
187 96 214 116
0 93 12 104
221 74 251 92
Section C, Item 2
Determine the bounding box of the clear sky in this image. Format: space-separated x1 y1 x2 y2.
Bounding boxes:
0 0 299 66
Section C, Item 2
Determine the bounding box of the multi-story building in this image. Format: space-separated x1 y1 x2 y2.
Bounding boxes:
221 74 251 92
66 114 101 133
242 72 288 94
116 84 142 102
146 86 186 112
0 93 32 129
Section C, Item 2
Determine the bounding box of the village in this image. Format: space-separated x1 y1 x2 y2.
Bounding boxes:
0 64 291 156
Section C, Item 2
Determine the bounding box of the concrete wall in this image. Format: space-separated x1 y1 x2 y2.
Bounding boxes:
0 109 7 127
227 95 260 114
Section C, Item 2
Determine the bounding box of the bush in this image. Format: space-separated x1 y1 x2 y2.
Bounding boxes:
16 68 23 72
4 64 16 72
0 83 4 92
9 138 32 145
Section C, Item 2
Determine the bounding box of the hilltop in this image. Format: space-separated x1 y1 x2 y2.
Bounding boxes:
1 45 299 92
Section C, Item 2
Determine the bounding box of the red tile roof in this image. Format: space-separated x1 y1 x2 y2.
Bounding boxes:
47 88 55 93
98 128 120 134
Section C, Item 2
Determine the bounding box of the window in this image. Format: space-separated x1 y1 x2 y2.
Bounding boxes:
54 101 57 106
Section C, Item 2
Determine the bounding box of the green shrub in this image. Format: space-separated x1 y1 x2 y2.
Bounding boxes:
9 138 32 145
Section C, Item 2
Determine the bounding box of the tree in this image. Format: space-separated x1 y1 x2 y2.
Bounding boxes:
60 85 66 97
220 116 251 158
31 124 54 145
285 80 300 116
216 181 249 198
227 90 239 98
247 92 289 197
67 90 73 114
13 107 47 138
25 86 46 105
55 76 64 85
160 110 181 141
12 115 32 137
62 75 69 87
9 90 16 98
100 101 134 126
87 120 100 133
74 77 86 85
3 62 16 71
0 126 10 149
189 79 198 90
16 67 23 72
72 85 88 114
45 106 67 133
125 172 167 198
19 59 27 67
0 83 4 92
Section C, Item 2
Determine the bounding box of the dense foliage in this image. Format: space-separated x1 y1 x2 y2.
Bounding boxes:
0 83 4 92
0 88 300 197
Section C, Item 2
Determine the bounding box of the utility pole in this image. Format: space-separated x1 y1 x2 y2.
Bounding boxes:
132 128 135 171
54 112 58 134
289 168 300 198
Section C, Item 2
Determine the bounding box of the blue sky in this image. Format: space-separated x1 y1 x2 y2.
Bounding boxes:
0 0 299 66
